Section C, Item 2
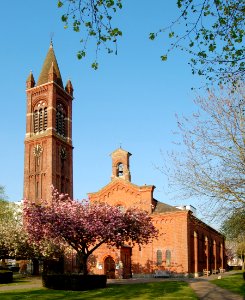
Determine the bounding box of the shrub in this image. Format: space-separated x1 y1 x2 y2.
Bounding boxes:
8 266 20 272
42 274 107 291
0 270 13 283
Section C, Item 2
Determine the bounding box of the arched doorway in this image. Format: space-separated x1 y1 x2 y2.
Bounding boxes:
104 256 115 279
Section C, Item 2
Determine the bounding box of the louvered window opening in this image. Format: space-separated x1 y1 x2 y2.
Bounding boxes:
56 104 66 137
44 108 47 130
34 108 48 133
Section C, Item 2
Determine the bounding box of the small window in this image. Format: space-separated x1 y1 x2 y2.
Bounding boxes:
166 250 171 267
156 250 162 266
117 163 123 177
117 205 125 213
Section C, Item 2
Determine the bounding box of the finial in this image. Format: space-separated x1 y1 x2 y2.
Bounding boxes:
50 32 54 47
119 141 122 149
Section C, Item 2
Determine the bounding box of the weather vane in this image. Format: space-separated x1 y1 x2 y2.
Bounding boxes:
50 32 54 45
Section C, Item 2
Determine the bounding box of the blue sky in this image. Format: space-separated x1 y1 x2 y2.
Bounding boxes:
0 1 206 217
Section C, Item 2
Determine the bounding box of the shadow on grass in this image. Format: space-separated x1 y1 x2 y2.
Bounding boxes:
0 275 41 286
211 272 245 297
0 281 198 299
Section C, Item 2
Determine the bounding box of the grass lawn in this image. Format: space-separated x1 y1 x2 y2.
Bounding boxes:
0 281 198 299
211 271 245 297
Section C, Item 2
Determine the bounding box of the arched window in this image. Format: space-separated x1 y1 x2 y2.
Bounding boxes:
117 163 124 177
166 250 171 267
56 103 66 137
156 250 162 266
33 102 47 133
116 205 125 213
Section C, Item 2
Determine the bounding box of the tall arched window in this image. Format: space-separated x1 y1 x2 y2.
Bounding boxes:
156 250 163 266
166 250 171 267
33 102 47 133
56 103 66 137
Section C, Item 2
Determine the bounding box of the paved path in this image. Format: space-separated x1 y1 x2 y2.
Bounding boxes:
189 271 244 300
189 279 243 300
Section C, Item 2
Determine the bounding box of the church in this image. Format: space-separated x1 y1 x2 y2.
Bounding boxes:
23 44 226 278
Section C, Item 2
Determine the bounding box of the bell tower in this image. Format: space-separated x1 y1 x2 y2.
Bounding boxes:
110 148 131 182
24 42 74 203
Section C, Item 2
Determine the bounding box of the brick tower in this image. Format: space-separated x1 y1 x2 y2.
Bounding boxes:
24 42 74 203
110 148 131 182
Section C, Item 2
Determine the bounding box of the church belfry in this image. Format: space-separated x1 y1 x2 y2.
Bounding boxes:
24 43 74 203
110 148 131 182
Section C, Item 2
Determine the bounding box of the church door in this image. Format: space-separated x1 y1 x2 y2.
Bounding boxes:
121 247 132 279
104 256 115 279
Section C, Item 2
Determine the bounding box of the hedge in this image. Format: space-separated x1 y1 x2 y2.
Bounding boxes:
42 274 107 291
0 271 13 283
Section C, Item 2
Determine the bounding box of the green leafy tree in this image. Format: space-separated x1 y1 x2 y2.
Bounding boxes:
221 210 245 269
236 242 245 270
0 186 10 259
222 210 245 240
57 0 244 83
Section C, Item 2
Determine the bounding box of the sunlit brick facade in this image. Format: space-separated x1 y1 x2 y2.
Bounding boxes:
24 43 74 203
88 148 226 278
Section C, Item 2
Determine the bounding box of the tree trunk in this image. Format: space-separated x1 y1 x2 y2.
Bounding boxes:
77 252 89 275
32 258 39 275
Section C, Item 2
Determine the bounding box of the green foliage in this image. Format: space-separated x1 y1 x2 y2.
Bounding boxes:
221 209 245 269
152 0 245 84
221 210 245 240
57 1 244 84
57 0 123 69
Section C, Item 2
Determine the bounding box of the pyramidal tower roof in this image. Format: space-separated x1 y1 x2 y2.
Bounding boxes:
37 42 63 88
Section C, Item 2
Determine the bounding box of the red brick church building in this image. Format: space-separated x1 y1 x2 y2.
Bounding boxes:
88 148 225 278
24 44 225 278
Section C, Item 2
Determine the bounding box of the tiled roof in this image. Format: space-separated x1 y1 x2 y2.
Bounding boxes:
153 201 180 213
36 43 63 88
